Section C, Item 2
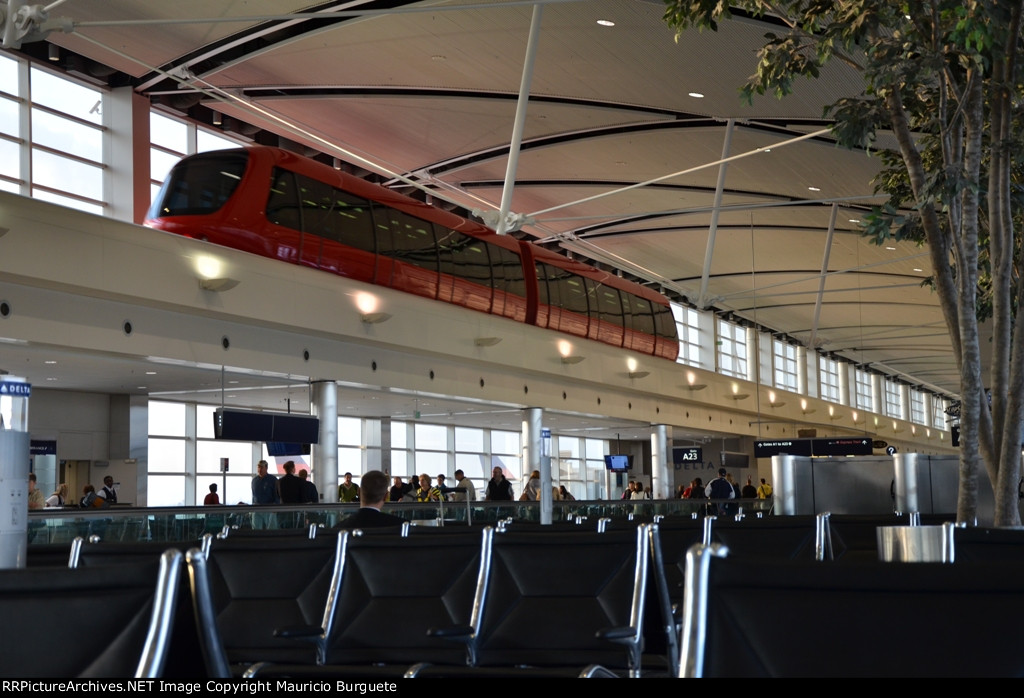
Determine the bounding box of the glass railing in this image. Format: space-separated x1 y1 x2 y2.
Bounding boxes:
26 497 772 545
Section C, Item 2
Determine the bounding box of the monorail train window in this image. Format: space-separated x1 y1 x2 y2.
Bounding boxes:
437 229 492 287
380 209 438 271
595 284 626 328
266 169 302 230
537 263 590 315
150 151 248 217
624 294 655 335
293 172 375 253
653 303 676 340
491 246 527 299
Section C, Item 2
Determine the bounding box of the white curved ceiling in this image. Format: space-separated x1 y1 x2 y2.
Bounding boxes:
30 0 956 403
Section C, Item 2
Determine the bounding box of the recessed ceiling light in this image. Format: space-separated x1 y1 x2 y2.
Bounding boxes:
46 377 57 381
885 246 896 250
848 218 860 223
596 19 615 27
145 371 157 375
807 186 821 192
431 54 446 61
44 360 57 365
913 267 923 272
688 91 704 98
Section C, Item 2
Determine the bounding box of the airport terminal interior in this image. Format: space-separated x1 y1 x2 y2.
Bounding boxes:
7 0 1022 682
0 0 963 511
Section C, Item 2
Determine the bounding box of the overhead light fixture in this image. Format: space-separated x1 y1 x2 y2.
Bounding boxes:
560 355 585 365
48 44 59 61
212 110 222 126
333 158 342 170
198 277 240 292
361 312 392 324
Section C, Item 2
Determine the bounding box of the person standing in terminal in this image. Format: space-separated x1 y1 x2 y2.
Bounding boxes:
742 477 758 499
278 460 303 504
414 473 443 502
450 469 476 502
27 473 44 510
204 483 220 505
520 470 541 501
251 459 279 529
706 468 735 515
485 466 514 501
251 460 280 505
338 472 360 503
98 475 118 504
46 483 68 508
299 469 319 503
757 478 774 499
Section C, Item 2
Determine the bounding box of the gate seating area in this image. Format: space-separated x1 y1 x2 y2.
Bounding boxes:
677 541 1024 677
189 525 651 678
0 549 183 677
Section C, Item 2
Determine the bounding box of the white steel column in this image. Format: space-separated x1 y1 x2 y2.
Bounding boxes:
523 407 551 523
313 380 338 503
651 424 670 500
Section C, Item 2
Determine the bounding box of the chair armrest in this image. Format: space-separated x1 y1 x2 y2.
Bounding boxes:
596 625 637 643
427 624 474 641
273 624 323 639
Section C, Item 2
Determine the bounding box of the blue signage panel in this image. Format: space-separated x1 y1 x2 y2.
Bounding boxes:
0 381 31 396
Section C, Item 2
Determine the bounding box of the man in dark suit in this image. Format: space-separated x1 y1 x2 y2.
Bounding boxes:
337 470 406 529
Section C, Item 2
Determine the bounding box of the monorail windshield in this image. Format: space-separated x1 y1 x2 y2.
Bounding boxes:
149 151 249 218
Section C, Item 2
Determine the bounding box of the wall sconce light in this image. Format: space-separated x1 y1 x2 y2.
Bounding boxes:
801 399 815 415
0 227 8 238
768 391 785 408
727 384 749 400
560 355 585 365
828 406 842 421
361 312 392 324
852 411 866 425
628 370 650 379
685 372 707 391
474 337 502 347
198 277 240 292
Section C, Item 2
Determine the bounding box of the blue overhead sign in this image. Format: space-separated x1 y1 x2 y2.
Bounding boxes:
0 381 30 396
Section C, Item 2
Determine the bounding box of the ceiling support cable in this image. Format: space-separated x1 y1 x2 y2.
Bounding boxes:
492 3 543 235
809 203 838 351
697 118 735 309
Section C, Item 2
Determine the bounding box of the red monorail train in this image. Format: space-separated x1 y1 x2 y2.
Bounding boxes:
145 146 679 360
